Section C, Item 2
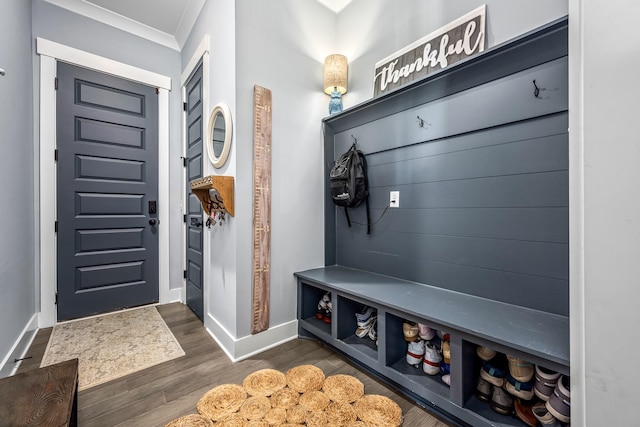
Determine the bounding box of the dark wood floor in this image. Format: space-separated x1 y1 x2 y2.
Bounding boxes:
18 303 452 426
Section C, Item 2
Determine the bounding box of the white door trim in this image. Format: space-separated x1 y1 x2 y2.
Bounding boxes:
36 37 171 327
181 35 210 319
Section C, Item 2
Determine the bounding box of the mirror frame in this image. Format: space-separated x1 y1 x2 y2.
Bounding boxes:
206 102 233 168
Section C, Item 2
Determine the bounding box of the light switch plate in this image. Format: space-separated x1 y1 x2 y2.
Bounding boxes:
390 191 399 208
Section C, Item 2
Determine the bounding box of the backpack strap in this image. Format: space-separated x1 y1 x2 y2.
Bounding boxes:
359 151 371 235
344 207 352 228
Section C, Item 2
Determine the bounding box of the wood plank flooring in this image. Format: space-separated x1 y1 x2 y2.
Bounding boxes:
17 303 453 426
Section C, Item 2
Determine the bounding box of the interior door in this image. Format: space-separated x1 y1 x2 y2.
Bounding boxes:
184 63 205 321
56 62 159 321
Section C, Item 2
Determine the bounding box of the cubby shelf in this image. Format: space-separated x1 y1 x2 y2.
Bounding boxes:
295 267 570 427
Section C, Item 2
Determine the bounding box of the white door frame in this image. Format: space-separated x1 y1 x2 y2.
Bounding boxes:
180 35 210 319
36 38 172 327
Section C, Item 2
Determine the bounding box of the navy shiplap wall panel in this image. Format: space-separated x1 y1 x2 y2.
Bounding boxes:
324 21 569 316
331 111 568 315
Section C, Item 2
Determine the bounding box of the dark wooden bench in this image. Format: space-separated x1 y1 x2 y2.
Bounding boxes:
0 358 78 427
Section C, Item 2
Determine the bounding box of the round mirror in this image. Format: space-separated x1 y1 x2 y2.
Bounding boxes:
206 102 233 168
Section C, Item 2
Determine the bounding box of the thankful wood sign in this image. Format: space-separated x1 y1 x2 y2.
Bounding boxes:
373 5 486 96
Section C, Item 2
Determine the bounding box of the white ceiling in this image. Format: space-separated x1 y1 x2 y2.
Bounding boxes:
44 0 355 51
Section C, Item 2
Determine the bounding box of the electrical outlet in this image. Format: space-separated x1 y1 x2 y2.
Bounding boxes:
390 191 400 208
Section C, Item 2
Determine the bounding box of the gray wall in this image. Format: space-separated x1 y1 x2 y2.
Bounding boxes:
569 0 640 424
234 0 334 337
182 0 333 342
181 0 239 336
0 0 36 372
31 0 184 295
337 0 569 108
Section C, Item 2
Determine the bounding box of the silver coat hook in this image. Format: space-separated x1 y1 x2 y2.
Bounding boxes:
0 68 5 76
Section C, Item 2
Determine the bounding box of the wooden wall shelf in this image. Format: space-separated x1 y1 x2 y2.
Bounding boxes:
190 175 235 217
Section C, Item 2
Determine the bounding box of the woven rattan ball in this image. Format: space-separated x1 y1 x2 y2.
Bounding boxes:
214 413 248 427
239 396 271 420
286 405 309 424
322 374 364 404
165 413 214 427
299 390 330 412
270 387 300 409
285 365 325 393
197 384 247 421
263 407 287 424
243 369 287 397
305 410 329 427
325 401 358 425
354 394 403 427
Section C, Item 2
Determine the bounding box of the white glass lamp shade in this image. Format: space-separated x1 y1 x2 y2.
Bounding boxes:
324 54 348 95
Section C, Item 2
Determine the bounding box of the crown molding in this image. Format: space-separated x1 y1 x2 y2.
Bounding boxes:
43 0 180 51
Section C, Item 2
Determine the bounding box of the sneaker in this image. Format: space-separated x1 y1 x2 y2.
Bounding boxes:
532 401 561 426
315 293 331 322
475 377 492 402
406 340 425 367
441 339 451 365
422 343 442 375
490 386 514 415
355 315 376 337
402 322 419 342
504 372 535 400
356 307 375 326
476 345 497 361
439 360 450 375
441 374 451 387
534 365 561 401
418 323 435 340
480 359 506 387
546 375 570 424
368 317 377 341
507 354 534 382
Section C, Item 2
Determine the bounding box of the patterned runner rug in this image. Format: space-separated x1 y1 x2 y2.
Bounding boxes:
41 306 185 391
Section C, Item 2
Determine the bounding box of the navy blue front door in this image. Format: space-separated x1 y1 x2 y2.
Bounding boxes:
56 63 159 321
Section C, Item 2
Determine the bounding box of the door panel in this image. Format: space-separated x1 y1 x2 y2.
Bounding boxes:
185 63 204 320
56 63 159 321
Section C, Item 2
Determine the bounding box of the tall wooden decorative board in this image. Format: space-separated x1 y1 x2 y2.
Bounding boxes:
251 85 272 334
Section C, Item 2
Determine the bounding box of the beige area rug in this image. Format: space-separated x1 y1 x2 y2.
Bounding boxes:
41 306 185 391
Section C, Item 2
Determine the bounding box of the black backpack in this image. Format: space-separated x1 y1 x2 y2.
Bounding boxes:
330 142 371 234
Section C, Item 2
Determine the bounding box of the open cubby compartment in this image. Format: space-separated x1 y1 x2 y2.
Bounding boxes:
298 281 332 338
383 311 451 401
336 294 379 362
459 338 560 427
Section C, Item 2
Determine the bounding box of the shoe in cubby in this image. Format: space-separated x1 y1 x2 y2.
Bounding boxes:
422 343 442 375
534 365 561 401
402 321 419 342
504 372 535 400
406 340 425 367
476 345 497 361
545 375 570 424
418 323 435 341
489 386 513 416
507 354 534 382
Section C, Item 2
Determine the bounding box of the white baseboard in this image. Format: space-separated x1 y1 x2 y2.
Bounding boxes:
166 287 184 303
0 314 39 378
205 315 298 363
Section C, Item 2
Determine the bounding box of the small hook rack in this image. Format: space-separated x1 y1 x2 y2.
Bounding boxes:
533 80 543 98
190 175 235 218
351 134 358 145
417 115 431 129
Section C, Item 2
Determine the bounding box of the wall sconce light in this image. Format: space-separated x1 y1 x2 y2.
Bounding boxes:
324 54 348 115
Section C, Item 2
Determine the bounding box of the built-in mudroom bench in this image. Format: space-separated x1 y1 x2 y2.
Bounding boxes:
296 17 569 427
